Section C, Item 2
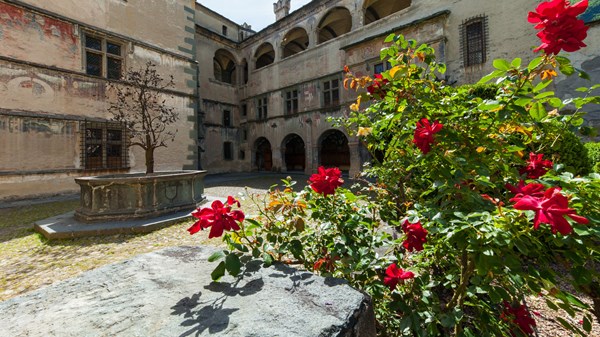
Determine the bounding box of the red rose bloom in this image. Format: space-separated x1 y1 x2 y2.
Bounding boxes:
506 180 546 203
528 0 589 55
512 187 589 235
383 263 414 291
366 74 389 98
187 196 245 238
412 118 443 154
401 219 428 252
501 301 537 336
309 166 344 196
519 153 553 179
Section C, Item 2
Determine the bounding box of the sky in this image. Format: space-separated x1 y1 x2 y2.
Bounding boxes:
199 0 313 31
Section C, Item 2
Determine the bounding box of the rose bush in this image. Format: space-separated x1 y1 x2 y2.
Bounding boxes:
189 1 600 335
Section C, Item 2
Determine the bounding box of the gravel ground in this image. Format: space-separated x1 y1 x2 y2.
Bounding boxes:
0 172 598 336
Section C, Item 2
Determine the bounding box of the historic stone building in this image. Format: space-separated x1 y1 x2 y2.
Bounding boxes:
196 0 600 177
1 0 599 200
0 0 199 200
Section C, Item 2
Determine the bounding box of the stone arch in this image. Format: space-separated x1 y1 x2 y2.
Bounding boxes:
254 137 273 171
254 43 275 70
317 7 352 44
213 49 237 84
282 27 309 59
318 129 350 171
363 0 411 25
282 133 305 172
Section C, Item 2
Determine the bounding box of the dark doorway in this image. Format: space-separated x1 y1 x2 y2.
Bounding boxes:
283 134 305 171
319 130 350 171
254 137 272 171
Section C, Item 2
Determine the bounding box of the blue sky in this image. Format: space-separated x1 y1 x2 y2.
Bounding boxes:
199 0 313 31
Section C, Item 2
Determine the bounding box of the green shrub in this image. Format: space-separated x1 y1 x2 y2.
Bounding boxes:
535 122 590 176
585 142 600 172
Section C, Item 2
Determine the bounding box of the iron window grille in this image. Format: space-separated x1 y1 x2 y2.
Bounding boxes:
81 120 128 170
460 15 488 67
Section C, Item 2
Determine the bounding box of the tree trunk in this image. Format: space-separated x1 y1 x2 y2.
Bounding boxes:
145 147 154 174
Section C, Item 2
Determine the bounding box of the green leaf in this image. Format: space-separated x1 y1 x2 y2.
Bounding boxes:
211 261 226 281
511 58 522 68
493 59 510 71
225 253 242 276
545 298 559 311
527 57 544 71
583 315 592 333
208 250 225 262
577 68 591 80
478 70 504 84
505 145 525 152
557 57 575 76
529 102 547 122
384 34 395 43
262 252 274 266
533 80 552 92
570 117 584 127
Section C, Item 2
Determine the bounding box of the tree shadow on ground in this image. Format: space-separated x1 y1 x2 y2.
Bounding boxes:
170 260 265 337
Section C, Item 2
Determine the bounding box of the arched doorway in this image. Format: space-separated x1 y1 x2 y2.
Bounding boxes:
254 43 275 69
282 27 309 58
282 134 305 172
254 137 272 171
319 130 350 171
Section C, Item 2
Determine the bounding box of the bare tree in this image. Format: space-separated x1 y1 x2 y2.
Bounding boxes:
108 61 179 174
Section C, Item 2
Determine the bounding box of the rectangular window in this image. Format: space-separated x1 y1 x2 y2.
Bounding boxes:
83 121 127 169
462 16 487 67
239 150 245 160
257 97 268 120
323 79 340 107
373 61 391 75
84 34 123 79
223 110 231 127
242 128 248 141
285 89 299 115
241 104 247 117
222 25 228 36
223 142 233 160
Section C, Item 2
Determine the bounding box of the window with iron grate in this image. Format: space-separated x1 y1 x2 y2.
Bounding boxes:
461 16 488 67
82 121 128 170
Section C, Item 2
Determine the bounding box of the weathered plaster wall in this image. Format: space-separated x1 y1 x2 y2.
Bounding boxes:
0 1 80 70
0 0 199 200
14 0 195 57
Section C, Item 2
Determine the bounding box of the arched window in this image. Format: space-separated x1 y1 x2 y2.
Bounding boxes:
282 27 309 58
363 0 411 25
213 49 237 84
255 43 275 70
317 7 352 44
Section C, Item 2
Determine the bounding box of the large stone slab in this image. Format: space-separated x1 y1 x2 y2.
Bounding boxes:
0 246 376 337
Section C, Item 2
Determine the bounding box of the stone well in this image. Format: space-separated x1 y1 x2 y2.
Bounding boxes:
75 170 207 222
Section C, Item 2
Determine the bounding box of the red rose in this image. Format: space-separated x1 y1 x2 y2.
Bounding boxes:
506 180 546 203
501 301 537 336
401 219 428 252
412 118 443 154
187 196 245 238
528 0 589 55
519 153 553 179
309 166 344 196
512 187 588 235
383 263 414 290
366 74 389 98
